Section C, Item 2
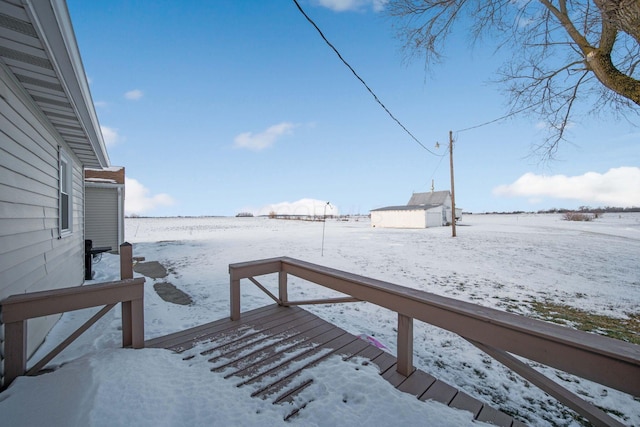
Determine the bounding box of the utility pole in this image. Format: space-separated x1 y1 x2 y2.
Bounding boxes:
449 130 457 238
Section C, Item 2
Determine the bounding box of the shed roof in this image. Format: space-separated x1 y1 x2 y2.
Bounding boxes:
370 204 441 212
0 0 109 168
85 166 124 185
407 191 450 206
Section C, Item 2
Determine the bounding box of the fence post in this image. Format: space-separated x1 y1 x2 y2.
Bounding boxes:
278 269 288 306
120 242 133 280
2 320 26 389
230 277 241 321
397 313 414 376
120 242 132 347
122 298 132 347
129 296 144 349
119 242 143 348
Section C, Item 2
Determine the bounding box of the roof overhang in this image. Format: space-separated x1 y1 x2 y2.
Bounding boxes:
370 204 442 212
0 0 109 168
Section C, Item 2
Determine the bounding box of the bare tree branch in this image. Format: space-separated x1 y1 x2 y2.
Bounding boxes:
386 0 640 158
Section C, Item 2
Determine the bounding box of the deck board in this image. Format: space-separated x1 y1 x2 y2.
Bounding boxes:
146 304 521 426
450 391 484 417
198 309 317 357
397 369 437 395
208 315 326 367
419 379 459 405
214 321 336 374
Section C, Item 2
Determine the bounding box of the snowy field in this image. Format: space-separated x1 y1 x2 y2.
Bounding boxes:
1 213 639 426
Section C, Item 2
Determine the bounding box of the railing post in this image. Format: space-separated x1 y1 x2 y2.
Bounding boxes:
3 320 26 389
120 242 133 280
122 298 144 348
397 313 414 376
278 269 288 306
130 297 144 349
230 276 241 321
122 300 132 347
119 242 143 348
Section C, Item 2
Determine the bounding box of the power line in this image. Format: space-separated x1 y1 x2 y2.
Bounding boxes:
455 86 580 133
292 0 442 156
455 103 539 133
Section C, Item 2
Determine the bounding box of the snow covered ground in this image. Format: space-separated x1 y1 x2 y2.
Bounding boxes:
1 213 639 426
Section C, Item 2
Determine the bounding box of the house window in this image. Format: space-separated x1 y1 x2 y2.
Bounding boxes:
59 150 72 233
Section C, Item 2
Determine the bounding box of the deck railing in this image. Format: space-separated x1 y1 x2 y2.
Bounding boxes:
230 256 640 427
0 243 144 390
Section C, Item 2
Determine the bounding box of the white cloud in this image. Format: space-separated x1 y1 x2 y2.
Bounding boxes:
253 199 339 217
372 0 387 11
100 125 120 147
233 122 296 151
317 0 387 12
493 167 640 207
124 89 144 100
125 177 175 216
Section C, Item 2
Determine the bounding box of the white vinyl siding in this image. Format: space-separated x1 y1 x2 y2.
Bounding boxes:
371 209 427 228
0 65 85 357
85 186 120 252
370 206 444 228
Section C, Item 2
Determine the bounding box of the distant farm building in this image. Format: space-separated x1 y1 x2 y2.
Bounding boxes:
370 191 461 228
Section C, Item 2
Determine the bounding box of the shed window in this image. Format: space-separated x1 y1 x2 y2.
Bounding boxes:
59 150 72 233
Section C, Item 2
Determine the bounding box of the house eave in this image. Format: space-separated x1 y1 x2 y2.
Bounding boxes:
1 0 108 168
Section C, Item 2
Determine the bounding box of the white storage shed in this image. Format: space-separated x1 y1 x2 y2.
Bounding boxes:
370 191 460 229
85 167 125 254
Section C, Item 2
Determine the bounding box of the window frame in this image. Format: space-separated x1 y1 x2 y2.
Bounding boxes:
59 148 73 236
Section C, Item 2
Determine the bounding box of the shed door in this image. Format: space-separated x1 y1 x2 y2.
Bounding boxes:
85 187 119 252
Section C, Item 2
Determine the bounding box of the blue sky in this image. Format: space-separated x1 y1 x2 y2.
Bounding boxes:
67 0 640 216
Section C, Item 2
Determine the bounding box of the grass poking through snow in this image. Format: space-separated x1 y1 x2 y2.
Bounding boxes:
530 300 640 344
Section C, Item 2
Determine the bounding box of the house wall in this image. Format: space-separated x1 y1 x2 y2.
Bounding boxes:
0 65 85 358
85 185 123 253
371 209 426 228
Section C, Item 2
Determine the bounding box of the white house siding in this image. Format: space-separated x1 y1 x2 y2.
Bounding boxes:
0 65 85 357
85 186 121 252
371 209 427 228
425 207 443 227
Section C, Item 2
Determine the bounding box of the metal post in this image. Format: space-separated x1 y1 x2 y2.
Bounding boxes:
321 201 330 256
449 131 457 238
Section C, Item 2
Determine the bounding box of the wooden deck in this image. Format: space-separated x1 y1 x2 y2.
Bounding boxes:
146 304 525 426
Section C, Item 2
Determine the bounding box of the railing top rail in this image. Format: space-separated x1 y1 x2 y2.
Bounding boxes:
230 257 640 394
229 257 284 279
280 258 639 363
1 278 145 323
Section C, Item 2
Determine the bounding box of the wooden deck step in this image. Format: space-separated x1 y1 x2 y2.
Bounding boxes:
146 304 523 426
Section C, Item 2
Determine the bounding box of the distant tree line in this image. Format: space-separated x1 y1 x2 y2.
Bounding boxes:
477 206 640 215
538 206 640 214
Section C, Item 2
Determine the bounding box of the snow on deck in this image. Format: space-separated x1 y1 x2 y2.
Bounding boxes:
146 304 521 426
